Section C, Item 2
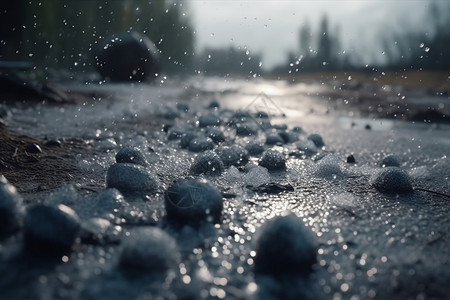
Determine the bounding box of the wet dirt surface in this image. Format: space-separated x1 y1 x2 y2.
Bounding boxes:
0 76 449 300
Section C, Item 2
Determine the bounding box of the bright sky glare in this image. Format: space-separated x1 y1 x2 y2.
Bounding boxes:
189 0 433 70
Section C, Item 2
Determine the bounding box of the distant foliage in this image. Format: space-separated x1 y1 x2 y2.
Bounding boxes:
272 15 350 74
0 0 195 75
197 46 263 77
381 0 450 70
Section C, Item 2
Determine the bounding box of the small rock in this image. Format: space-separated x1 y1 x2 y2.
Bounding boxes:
296 140 318 156
205 127 225 144
165 179 223 226
180 132 200 149
208 100 220 109
0 175 24 236
236 122 259 137
315 154 342 179
189 137 215 152
307 133 324 148
254 214 317 276
176 102 190 112
79 217 112 245
119 227 179 272
23 204 80 255
167 125 193 140
372 167 413 194
259 150 286 171
190 151 224 176
346 154 356 163
25 143 42 154
44 139 62 147
215 145 249 167
198 113 221 127
106 163 159 193
265 134 285 146
245 141 264 156
115 146 147 166
380 154 401 168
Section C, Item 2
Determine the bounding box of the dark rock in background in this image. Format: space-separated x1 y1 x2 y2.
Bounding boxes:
95 32 161 82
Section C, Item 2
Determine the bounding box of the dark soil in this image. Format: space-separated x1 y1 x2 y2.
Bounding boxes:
0 124 91 195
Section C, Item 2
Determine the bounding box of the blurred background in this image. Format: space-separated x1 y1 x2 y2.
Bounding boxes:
1 0 449 79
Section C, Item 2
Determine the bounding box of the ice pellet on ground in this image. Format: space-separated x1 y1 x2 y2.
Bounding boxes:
188 137 215 152
198 113 221 127
372 167 413 194
244 165 271 187
307 133 325 148
265 133 285 146
259 150 286 171
204 127 225 144
0 175 24 236
180 132 200 149
167 125 193 140
106 163 159 193
164 178 223 226
245 141 265 156
254 214 317 276
215 145 249 167
296 139 318 156
190 150 225 175
380 154 401 167
119 227 179 272
115 146 148 166
221 166 244 186
315 154 342 179
235 122 259 136
23 204 81 255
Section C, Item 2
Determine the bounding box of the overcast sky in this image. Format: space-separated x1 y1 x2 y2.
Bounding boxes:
189 0 434 70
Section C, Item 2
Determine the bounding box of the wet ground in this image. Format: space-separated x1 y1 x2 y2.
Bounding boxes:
0 76 449 299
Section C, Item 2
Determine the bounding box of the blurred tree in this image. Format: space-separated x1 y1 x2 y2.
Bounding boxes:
0 2 26 61
316 16 332 68
197 46 263 77
1 0 196 76
380 0 450 70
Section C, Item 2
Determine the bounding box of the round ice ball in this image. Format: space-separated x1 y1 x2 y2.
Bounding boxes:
307 133 325 148
254 214 317 276
165 179 223 226
0 175 24 236
265 134 285 146
380 154 401 168
106 163 159 193
315 155 342 179
180 132 199 149
189 137 215 153
259 150 286 171
215 145 249 167
205 127 225 144
372 167 413 194
190 150 224 176
296 140 318 156
198 113 221 128
115 146 147 166
245 141 264 156
119 227 179 272
24 204 80 255
236 122 259 137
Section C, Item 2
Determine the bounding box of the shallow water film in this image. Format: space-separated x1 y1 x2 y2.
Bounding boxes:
1 77 449 300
